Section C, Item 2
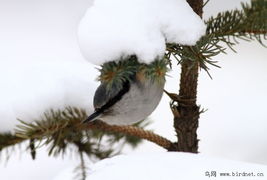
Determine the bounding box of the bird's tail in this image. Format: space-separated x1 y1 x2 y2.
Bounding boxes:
83 111 101 123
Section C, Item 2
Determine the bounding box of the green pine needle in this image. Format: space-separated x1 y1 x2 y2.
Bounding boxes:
98 55 168 91
206 0 267 48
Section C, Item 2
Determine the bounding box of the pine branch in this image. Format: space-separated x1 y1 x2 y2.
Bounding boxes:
87 121 173 150
0 133 24 151
206 0 267 49
166 0 266 74
166 38 222 78
0 107 173 158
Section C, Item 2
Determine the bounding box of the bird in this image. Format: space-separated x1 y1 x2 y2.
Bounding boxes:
83 71 165 125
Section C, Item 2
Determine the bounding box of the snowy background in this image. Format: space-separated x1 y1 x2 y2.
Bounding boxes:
0 0 267 179
84 152 267 180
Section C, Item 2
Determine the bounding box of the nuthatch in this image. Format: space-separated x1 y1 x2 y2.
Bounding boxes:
83 68 165 125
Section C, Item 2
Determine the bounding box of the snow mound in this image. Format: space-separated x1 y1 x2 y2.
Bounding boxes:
87 152 267 180
0 61 98 133
78 0 206 65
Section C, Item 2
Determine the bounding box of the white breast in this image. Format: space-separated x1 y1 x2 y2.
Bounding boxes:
99 80 165 125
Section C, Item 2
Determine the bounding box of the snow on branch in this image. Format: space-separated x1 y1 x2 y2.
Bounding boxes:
78 0 206 65
166 0 267 75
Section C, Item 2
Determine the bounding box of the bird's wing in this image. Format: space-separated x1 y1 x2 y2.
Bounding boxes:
83 80 130 123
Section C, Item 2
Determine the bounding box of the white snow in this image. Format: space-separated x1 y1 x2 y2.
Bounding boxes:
0 0 206 132
1 0 267 179
52 167 76 180
54 152 267 180
0 60 98 133
0 0 98 133
78 0 206 65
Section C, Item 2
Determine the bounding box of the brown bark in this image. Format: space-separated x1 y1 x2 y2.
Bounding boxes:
186 0 203 17
170 0 203 153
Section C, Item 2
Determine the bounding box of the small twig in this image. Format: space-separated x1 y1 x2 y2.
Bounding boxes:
79 151 87 180
242 30 267 34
